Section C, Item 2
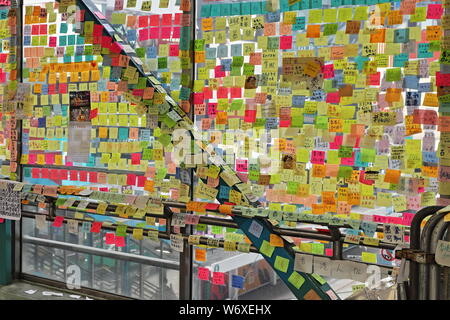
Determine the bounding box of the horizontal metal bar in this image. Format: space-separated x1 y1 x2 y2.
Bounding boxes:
22 235 179 270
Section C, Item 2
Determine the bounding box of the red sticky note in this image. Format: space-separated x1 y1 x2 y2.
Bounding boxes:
325 248 333 257
205 203 220 211
52 216 64 228
149 28 159 39
0 218 4 223
139 28 149 41
161 14 172 25
138 15 149 28
90 222 103 233
326 92 340 103
49 169 59 180
169 44 179 56
244 110 256 123
115 236 126 247
69 170 78 181
172 27 180 38
127 174 137 186
150 14 160 26
59 169 68 180
89 171 98 183
161 27 172 39
137 175 147 187
39 24 47 34
212 272 226 285
198 267 210 281
174 13 182 25
31 168 40 179
41 168 49 179
90 108 98 119
79 171 88 182
131 153 141 165
105 233 115 245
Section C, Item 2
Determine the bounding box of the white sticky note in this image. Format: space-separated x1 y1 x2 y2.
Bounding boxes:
248 220 263 238
294 253 313 273
313 256 331 276
435 240 450 267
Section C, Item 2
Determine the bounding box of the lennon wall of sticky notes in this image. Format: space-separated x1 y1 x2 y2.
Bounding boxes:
192 0 443 214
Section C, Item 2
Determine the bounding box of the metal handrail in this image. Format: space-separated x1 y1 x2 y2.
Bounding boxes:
22 235 180 270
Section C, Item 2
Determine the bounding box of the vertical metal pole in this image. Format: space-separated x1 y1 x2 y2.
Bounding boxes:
139 240 143 299
179 225 193 300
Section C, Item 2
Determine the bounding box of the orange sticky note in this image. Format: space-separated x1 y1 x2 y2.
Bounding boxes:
195 248 207 262
270 234 284 247
306 24 321 38
384 169 401 184
219 204 233 215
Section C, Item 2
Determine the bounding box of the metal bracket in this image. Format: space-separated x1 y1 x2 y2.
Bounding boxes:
395 249 434 264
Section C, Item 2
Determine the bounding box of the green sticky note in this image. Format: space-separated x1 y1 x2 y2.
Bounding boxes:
312 243 324 255
269 174 281 184
386 68 401 82
323 23 338 36
155 168 167 180
288 272 305 289
259 240 275 257
315 115 329 129
274 256 290 273
196 224 207 232
158 133 171 147
211 225 223 235
337 166 353 178
231 99 244 111
338 145 353 158
116 225 128 237
360 148 376 163
312 273 327 285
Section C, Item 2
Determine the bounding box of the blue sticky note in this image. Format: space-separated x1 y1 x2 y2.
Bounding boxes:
418 43 433 58
217 44 228 58
311 0 323 8
331 0 342 6
232 275 245 289
418 83 431 92
119 128 129 140
279 0 289 11
403 76 419 90
393 53 408 67
266 11 280 23
342 0 353 5
210 4 221 17
60 23 68 33
361 222 377 237
394 29 409 43
200 4 211 17
241 2 251 15
146 46 157 58
293 17 306 31
251 1 262 14
293 95 306 107
231 44 242 56
68 35 75 45
231 2 241 15
219 185 230 199
221 3 231 16
59 35 67 46
23 167 31 179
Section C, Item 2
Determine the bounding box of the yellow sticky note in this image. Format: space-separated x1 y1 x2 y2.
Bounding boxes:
361 252 377 264
274 256 290 273
288 272 305 289
259 240 275 257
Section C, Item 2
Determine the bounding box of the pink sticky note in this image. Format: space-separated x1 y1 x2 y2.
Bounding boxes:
427 4 443 19
105 233 115 245
326 92 340 103
212 272 226 285
52 216 64 228
0 218 4 223
169 44 179 56
402 212 415 226
138 28 149 41
236 159 248 172
198 267 210 281
325 248 333 257
244 110 256 123
311 150 325 164
280 36 293 49
115 236 126 247
45 153 55 164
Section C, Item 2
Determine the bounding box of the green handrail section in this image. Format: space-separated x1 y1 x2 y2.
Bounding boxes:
71 0 338 299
